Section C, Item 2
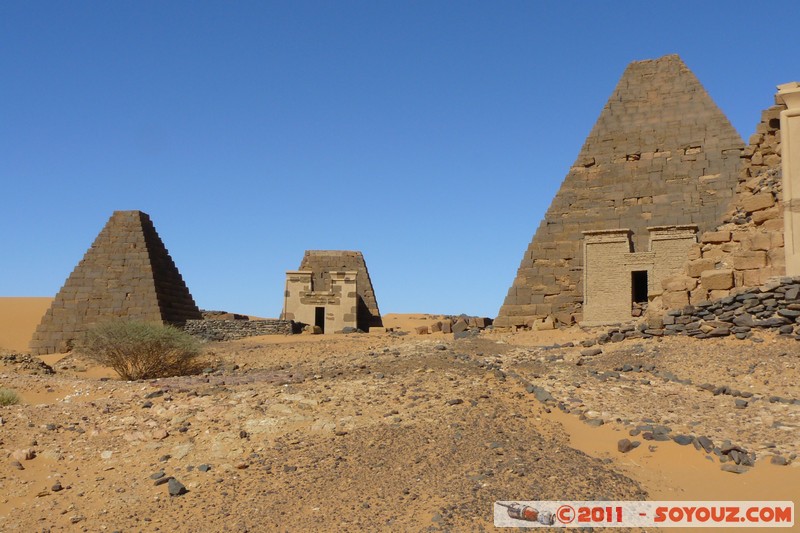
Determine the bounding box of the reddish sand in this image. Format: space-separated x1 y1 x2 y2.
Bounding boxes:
0 297 51 352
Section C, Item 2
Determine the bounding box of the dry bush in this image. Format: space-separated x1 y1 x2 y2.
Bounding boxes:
78 321 202 380
0 387 20 406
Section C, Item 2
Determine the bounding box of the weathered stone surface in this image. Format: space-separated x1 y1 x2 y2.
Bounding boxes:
733 251 768 270
740 193 775 213
701 231 731 244
700 269 734 291
687 258 717 278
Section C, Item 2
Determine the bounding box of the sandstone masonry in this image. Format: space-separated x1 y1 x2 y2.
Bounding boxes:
282 250 382 333
29 211 201 354
496 55 744 328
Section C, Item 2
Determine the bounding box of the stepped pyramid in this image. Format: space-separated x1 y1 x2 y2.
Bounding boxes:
30 211 202 354
495 55 745 328
297 250 382 329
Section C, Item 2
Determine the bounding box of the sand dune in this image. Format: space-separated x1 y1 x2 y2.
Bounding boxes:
0 297 51 352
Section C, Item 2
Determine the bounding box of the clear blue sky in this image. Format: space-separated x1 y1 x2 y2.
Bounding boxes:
2 1 798 317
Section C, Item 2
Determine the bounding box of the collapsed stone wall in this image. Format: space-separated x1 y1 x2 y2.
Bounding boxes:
595 277 800 343
659 102 786 310
183 319 292 341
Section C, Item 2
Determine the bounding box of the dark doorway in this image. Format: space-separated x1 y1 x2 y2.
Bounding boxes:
315 306 325 333
631 271 648 304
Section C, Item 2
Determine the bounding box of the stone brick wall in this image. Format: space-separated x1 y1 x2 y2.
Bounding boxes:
183 319 292 341
658 102 786 310
295 250 382 330
30 211 201 355
496 55 744 329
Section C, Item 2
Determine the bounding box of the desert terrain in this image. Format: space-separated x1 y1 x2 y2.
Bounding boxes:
0 303 798 531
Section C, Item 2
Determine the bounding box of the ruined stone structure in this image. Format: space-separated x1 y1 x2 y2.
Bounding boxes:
281 251 382 333
582 226 698 324
30 211 201 354
658 100 786 309
496 55 745 328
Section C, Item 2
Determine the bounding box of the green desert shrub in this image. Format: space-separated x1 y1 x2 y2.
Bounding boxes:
78 321 202 380
0 387 20 406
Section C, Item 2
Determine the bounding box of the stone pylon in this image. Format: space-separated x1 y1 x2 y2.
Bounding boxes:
30 211 201 354
495 55 744 328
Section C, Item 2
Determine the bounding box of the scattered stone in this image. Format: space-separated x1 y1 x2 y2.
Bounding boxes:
770 455 789 466
51 481 63 492
580 348 602 357
734 399 748 409
10 460 23 470
446 398 464 406
198 464 211 472
617 439 636 453
168 478 188 496
673 435 693 446
12 449 35 461
720 464 750 474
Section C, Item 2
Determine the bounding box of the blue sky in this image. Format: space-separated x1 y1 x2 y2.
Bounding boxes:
2 1 798 317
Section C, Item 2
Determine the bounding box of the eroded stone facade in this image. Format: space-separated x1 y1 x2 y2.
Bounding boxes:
281 251 382 333
582 226 697 324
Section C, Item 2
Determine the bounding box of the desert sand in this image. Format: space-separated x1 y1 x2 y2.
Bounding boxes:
0 303 798 531
0 297 51 352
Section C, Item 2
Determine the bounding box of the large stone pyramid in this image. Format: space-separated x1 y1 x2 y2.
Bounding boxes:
298 250 383 329
30 211 202 354
495 55 745 328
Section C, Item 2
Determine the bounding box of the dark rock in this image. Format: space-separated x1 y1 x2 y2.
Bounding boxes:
721 464 750 474
51 481 63 492
150 471 165 480
154 476 173 486
734 399 748 409
580 348 602 357
617 439 635 453
770 455 789 466
673 435 693 446
446 398 464 406
198 464 211 472
168 478 188 496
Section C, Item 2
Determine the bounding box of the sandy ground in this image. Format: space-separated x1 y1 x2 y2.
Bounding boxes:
0 304 798 531
0 297 51 352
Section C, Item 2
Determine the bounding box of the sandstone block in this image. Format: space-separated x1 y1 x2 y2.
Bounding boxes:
701 269 734 291
441 321 452 334
533 316 556 331
430 321 442 333
701 231 731 244
662 276 697 292
415 326 429 335
687 258 716 277
690 287 708 304
740 193 775 213
733 251 767 270
749 232 773 251
752 207 780 225
662 291 689 309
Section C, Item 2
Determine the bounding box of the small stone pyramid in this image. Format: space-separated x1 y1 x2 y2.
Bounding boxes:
298 250 383 329
495 55 744 328
30 211 201 354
